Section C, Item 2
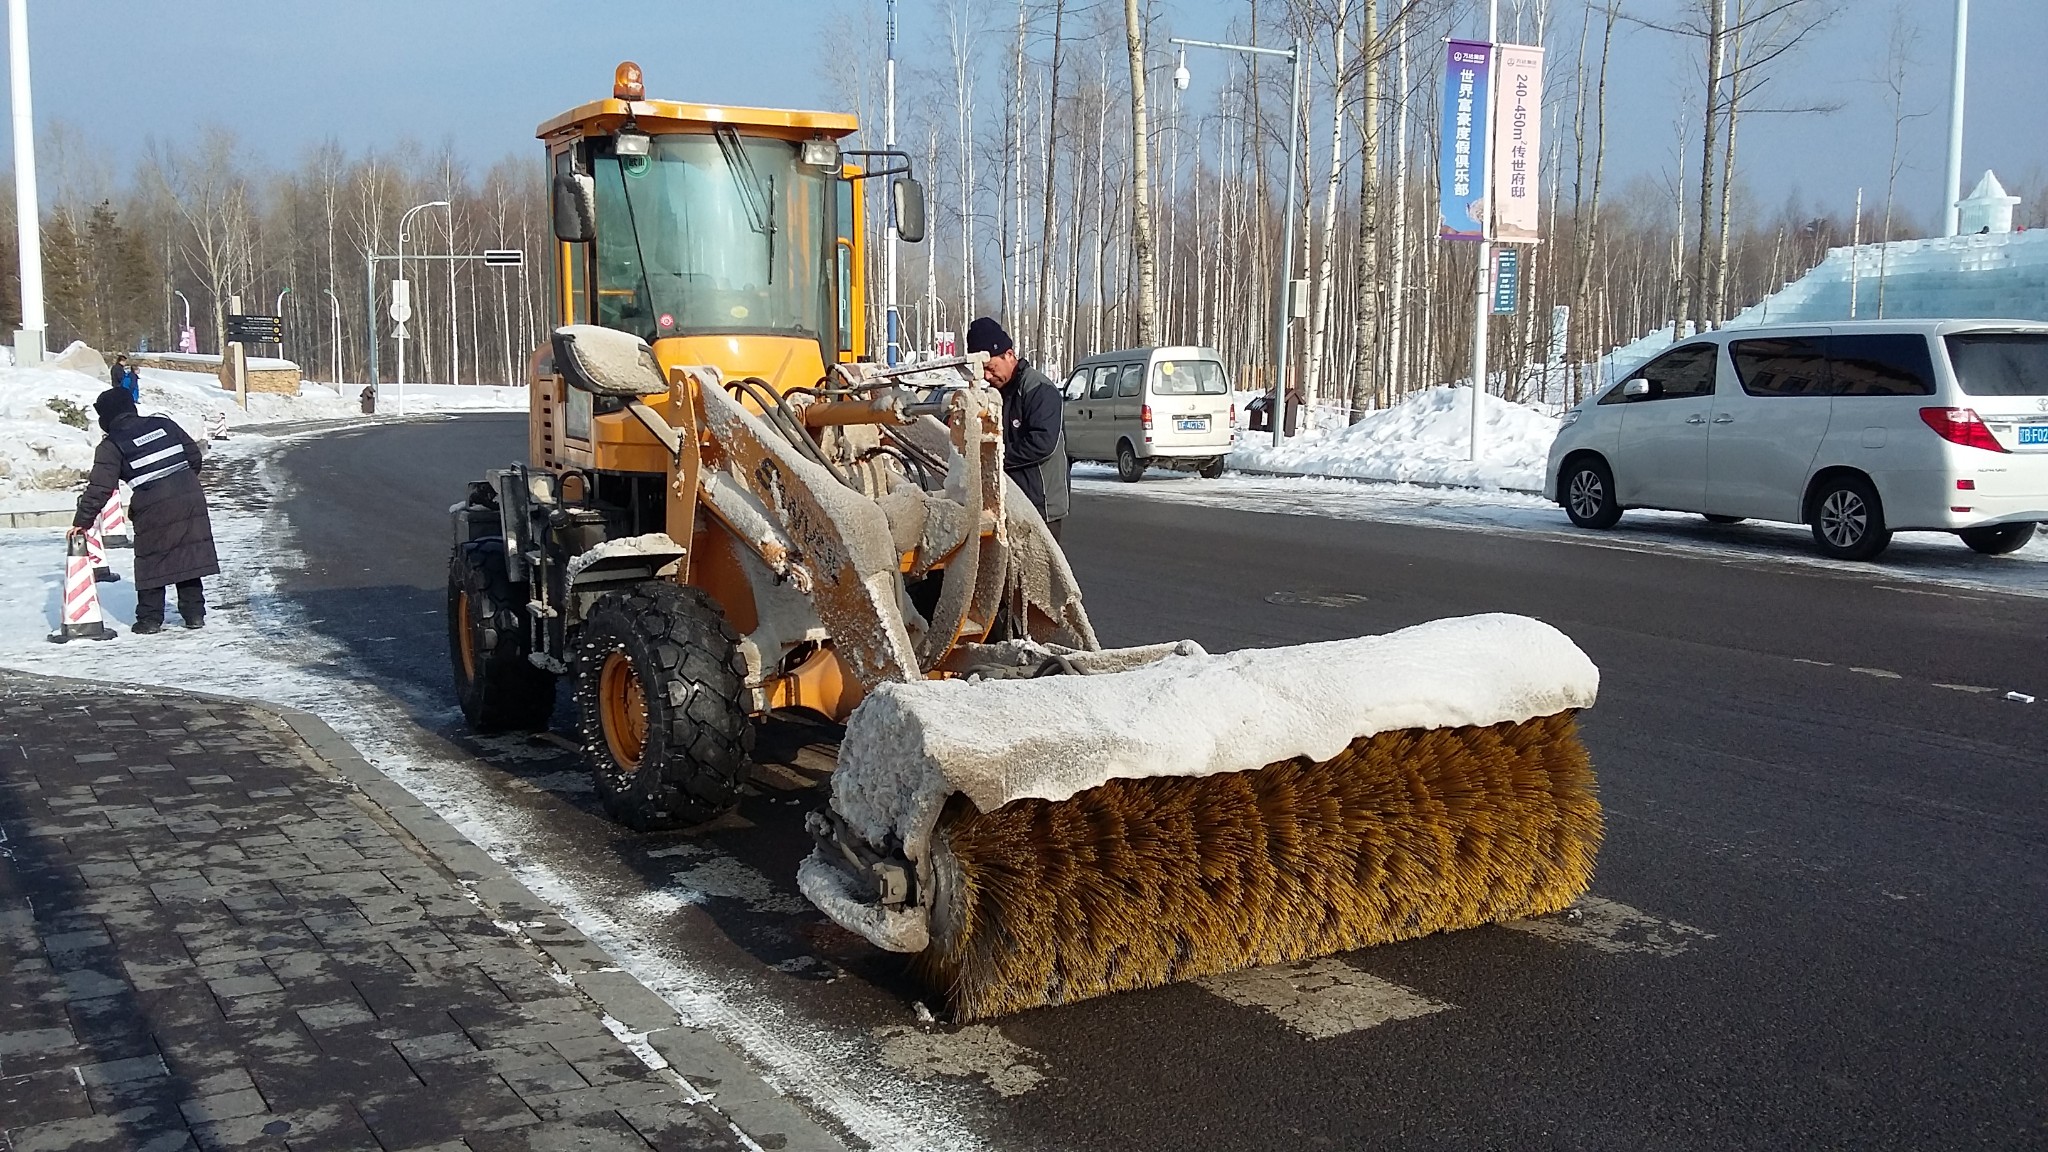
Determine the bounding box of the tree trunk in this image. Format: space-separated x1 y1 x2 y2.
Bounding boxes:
1037 0 1066 354
1689 0 1726 333
1123 0 1159 345
1346 0 1381 422
1305 0 1349 407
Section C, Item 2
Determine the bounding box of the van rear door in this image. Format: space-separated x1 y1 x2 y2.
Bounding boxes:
1944 332 2048 455
1146 358 1233 455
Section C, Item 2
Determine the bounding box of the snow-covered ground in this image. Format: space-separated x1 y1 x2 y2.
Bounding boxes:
1228 385 1557 492
0 343 525 502
1076 469 2048 599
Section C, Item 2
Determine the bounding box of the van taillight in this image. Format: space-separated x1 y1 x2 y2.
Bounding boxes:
1919 407 2008 452
1141 404 1154 430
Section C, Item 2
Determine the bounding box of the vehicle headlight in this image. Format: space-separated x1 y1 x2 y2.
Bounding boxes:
1560 409 1581 427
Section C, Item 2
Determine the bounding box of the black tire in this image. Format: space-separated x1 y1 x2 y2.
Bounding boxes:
575 582 753 831
1198 457 1227 480
449 538 557 733
1958 522 2037 556
1116 440 1147 483
1809 474 1892 561
1703 514 1745 525
1561 456 1622 530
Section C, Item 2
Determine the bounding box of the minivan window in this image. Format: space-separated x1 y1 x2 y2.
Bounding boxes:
1602 342 1716 403
1117 363 1143 398
1089 365 1117 400
1945 333 2048 396
1063 370 1089 401
1153 359 1229 396
1828 334 1935 396
1731 337 1830 397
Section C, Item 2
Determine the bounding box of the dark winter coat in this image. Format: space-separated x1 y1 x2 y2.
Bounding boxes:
109 363 140 404
1000 360 1070 522
74 412 220 588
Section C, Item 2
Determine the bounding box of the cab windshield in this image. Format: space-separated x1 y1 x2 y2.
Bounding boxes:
593 132 830 347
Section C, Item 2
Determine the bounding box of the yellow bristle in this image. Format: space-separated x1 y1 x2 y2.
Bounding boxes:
910 711 1600 1021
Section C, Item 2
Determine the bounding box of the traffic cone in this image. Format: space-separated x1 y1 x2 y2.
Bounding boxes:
49 532 117 643
96 482 132 548
84 519 119 583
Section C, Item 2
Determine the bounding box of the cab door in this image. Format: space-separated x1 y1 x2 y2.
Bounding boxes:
1612 342 1718 511
1709 331 1834 522
1061 368 1094 461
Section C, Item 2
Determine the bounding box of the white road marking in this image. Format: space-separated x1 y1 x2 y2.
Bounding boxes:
1849 666 1903 680
1503 896 1714 958
1197 958 1451 1039
1933 682 1998 694
872 1024 1046 1097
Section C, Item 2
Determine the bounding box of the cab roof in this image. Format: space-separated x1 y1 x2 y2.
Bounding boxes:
537 98 859 144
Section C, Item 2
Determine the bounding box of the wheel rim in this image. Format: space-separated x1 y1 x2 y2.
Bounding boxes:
599 650 648 772
1568 470 1604 520
1820 490 1866 548
455 589 477 681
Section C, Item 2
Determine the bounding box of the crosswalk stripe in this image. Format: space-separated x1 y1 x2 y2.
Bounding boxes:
1196 958 1452 1039
1502 895 1713 957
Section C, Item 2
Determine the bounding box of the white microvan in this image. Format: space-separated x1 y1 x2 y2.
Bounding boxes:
1545 320 2048 560
1061 346 1236 481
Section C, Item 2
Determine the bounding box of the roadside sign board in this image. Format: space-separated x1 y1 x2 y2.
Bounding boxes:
1491 247 1520 314
483 249 524 267
389 278 412 323
225 313 282 344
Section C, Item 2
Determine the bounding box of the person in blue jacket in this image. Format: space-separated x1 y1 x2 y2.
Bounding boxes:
109 354 140 404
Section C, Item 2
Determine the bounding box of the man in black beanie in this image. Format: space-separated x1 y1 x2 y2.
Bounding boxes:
71 389 220 633
966 316 1068 537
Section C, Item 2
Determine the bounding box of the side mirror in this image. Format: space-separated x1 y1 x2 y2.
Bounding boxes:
551 324 667 398
1622 378 1650 398
893 177 927 244
553 172 596 243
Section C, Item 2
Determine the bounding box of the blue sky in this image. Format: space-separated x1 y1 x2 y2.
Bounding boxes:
17 0 2048 230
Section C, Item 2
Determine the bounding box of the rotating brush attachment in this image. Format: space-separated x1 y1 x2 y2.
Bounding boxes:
910 711 1600 1022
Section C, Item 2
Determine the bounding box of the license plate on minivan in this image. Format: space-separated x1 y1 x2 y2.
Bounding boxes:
1175 417 1209 433
2020 425 2048 446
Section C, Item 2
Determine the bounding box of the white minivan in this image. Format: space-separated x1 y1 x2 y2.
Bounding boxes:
1545 320 2048 560
1062 346 1235 481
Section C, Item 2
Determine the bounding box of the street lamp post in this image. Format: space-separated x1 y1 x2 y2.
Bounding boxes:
1468 0 1501 462
394 200 450 416
172 290 192 351
1170 34 1302 448
1942 0 1969 237
8 0 45 364
323 288 342 390
884 0 900 367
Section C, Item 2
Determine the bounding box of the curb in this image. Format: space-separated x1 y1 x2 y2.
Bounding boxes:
1224 464 1546 498
3 670 851 1152
1 507 74 529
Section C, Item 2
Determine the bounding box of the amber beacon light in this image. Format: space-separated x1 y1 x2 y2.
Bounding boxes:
613 61 645 101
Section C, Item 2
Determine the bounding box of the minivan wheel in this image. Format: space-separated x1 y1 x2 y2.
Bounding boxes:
1957 522 2037 556
1198 457 1226 480
1562 458 1622 530
1810 475 1892 561
1116 441 1146 483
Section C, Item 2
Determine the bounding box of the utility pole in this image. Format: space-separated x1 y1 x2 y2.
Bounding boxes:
8 0 45 364
885 0 900 366
1468 0 1500 462
1942 0 1969 237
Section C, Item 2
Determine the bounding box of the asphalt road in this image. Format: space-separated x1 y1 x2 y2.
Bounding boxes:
274 413 2048 1151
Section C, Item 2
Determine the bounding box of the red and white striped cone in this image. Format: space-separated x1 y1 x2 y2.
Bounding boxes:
84 519 118 583
49 532 117 643
96 482 132 548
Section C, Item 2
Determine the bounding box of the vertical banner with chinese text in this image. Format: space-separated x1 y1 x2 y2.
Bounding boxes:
1490 44 1546 243
1438 39 1492 241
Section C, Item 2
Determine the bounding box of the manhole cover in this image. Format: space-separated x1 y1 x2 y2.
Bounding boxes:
1265 591 1369 608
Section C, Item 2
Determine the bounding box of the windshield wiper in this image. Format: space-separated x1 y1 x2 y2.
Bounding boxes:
714 125 775 238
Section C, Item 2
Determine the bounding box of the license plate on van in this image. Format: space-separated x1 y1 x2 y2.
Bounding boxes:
2020 425 2048 446
1175 417 1209 433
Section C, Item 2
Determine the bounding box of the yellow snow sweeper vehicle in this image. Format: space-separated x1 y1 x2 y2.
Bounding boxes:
447 62 1605 1021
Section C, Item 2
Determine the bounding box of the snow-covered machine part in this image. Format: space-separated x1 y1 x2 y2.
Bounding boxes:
802 613 1605 1020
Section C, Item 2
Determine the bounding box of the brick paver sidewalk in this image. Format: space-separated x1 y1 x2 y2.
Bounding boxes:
0 677 834 1152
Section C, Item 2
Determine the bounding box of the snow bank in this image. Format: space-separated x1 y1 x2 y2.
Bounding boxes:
1228 385 1558 492
0 343 526 500
816 613 1598 949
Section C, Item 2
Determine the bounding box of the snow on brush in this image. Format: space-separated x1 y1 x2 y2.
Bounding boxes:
823 612 1599 949
1229 385 1557 492
0 341 525 501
